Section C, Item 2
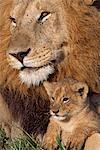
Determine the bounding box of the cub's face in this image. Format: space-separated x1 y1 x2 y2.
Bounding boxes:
6 0 100 86
44 79 88 121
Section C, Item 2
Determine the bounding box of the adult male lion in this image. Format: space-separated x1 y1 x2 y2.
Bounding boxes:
0 0 100 139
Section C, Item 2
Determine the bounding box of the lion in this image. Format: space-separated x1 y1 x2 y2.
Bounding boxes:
43 79 100 150
0 0 100 139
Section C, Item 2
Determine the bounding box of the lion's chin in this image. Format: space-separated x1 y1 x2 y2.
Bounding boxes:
19 65 54 87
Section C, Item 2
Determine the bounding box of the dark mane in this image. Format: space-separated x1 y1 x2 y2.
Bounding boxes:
1 86 50 136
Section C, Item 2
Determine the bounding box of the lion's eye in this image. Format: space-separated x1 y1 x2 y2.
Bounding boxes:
10 16 17 27
37 11 51 23
62 97 70 103
10 17 16 23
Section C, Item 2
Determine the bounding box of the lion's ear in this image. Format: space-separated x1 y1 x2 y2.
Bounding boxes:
72 82 89 99
43 81 54 97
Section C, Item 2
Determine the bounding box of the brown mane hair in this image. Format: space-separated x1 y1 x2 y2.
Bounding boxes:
0 0 50 135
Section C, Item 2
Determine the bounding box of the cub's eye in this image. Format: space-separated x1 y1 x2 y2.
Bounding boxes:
37 11 51 23
51 97 55 101
10 16 16 27
62 97 70 103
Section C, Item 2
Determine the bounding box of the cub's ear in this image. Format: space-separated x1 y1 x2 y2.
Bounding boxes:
91 0 100 9
43 81 54 97
84 0 95 5
84 0 100 9
72 82 89 99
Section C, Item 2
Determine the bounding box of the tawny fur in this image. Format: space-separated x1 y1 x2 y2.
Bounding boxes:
43 79 100 150
0 0 100 138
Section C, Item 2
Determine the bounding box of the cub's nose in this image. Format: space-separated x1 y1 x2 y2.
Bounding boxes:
9 48 31 63
52 109 59 114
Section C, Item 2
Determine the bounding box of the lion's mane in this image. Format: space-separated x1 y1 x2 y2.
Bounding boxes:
0 1 50 135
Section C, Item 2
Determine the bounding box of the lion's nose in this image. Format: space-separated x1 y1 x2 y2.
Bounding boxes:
9 48 31 63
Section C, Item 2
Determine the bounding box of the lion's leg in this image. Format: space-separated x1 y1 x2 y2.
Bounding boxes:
0 93 12 137
11 121 24 139
2 122 11 138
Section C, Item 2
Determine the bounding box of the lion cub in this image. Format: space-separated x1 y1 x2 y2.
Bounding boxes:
43 78 100 150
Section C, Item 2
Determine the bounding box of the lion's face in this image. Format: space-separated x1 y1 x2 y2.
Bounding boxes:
5 0 100 87
44 79 89 121
7 0 68 86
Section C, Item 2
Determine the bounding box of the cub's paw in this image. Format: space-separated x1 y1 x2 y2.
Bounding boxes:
42 119 61 150
62 132 86 150
43 135 58 150
43 143 58 150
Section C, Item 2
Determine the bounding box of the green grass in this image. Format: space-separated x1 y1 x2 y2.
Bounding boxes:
0 129 43 150
0 129 63 150
56 136 63 150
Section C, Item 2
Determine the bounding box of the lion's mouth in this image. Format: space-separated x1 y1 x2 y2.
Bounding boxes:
20 60 56 71
19 64 55 86
8 48 63 86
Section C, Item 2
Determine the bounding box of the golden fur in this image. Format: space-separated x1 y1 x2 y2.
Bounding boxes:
0 0 100 91
0 0 100 138
43 79 100 150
